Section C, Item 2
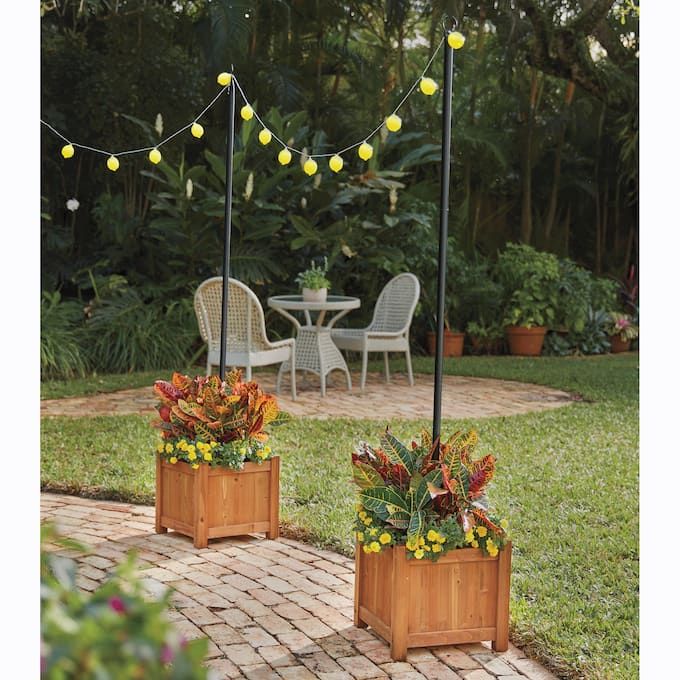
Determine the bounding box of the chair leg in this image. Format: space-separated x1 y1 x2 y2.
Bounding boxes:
206 358 212 376
290 350 297 401
361 344 368 391
383 352 390 382
276 363 284 394
246 365 252 381
405 345 414 386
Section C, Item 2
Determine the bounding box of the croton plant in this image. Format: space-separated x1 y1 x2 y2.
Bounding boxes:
352 429 509 561
153 370 288 470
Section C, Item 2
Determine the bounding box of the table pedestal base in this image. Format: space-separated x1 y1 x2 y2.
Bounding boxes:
280 327 352 397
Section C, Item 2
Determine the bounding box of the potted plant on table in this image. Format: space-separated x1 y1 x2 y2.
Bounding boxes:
605 312 639 352
295 257 331 303
153 370 287 548
352 428 511 661
495 243 561 356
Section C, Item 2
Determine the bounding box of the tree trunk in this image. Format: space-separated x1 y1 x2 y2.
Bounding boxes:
520 69 539 244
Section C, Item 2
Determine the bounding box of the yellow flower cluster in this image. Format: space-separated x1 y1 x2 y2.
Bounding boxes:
157 439 220 466
465 522 506 556
406 530 446 559
256 445 272 460
359 531 392 553
358 510 372 527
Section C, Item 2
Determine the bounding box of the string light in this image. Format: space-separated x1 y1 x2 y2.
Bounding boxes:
385 114 402 132
41 29 464 175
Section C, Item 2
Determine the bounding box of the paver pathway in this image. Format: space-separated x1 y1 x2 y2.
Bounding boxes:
41 371 574 420
42 493 558 680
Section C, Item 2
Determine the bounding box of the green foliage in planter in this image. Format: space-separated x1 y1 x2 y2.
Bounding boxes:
605 312 639 342
41 523 208 678
41 291 90 380
295 257 331 291
496 243 560 328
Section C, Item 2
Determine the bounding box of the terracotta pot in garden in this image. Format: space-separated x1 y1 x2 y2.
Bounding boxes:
610 335 631 353
505 326 547 356
426 330 464 357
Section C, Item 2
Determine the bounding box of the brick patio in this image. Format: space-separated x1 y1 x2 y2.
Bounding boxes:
41 493 558 680
41 370 574 420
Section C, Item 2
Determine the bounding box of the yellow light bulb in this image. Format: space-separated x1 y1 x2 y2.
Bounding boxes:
61 144 75 159
217 72 232 86
106 155 120 172
385 114 402 132
358 142 373 161
303 158 318 176
191 122 204 138
148 148 162 164
420 77 438 96
447 31 465 49
278 148 292 165
258 128 272 145
240 105 254 121
329 155 343 173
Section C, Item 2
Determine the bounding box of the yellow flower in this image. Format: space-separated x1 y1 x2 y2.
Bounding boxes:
405 538 418 551
210 441 218 448
427 529 439 542
432 543 442 553
423 545 431 552
355 503 363 512
187 445 196 455
476 525 488 538
437 534 446 544
487 538 497 551
204 452 212 462
263 446 271 455
187 451 197 461
191 463 199 469
169 456 177 464
362 544 372 554
356 531 365 542
363 517 372 526
465 530 475 543
178 440 187 451
414 549 425 560
239 446 247 456
156 443 164 453
500 518 509 530
358 511 367 521
379 533 391 545
418 536 425 546
368 528 378 537
488 545 499 557
471 539 479 548
256 449 267 459
165 443 174 454
369 541 381 553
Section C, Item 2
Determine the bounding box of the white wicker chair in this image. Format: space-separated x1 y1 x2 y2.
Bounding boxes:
331 273 420 389
194 277 296 399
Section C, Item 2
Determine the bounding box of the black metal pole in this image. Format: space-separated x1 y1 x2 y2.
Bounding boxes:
219 76 236 380
432 41 455 451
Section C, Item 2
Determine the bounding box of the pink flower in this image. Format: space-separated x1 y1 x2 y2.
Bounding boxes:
109 596 126 613
160 644 174 664
616 318 630 329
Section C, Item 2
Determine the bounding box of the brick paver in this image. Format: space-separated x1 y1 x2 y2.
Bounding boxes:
41 371 574 420
41 493 559 680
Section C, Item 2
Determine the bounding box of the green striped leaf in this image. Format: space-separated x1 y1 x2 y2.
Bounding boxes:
352 462 385 489
380 431 415 474
385 512 410 529
407 510 425 541
360 487 409 514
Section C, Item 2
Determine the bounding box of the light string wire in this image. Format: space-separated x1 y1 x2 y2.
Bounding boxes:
40 33 447 162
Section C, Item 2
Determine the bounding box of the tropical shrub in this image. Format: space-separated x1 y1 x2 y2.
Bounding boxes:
571 308 612 354
41 291 89 380
605 312 639 342
153 370 288 470
41 523 208 678
495 243 561 328
351 429 509 561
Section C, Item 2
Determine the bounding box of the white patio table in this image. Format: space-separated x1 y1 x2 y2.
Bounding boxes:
267 295 360 397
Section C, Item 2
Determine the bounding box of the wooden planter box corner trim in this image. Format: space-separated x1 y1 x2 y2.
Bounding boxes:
155 456 280 548
354 542 512 661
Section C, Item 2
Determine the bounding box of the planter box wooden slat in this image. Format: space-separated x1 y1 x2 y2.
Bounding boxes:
155 456 279 548
355 543 512 661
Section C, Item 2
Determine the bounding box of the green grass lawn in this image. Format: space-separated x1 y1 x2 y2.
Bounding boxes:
41 354 638 680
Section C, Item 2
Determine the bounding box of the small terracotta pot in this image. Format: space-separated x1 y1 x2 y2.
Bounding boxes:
505 326 547 356
302 287 327 303
426 330 464 357
610 335 631 353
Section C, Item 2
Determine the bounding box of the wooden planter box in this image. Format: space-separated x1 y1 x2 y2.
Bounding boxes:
155 456 280 548
354 543 512 661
